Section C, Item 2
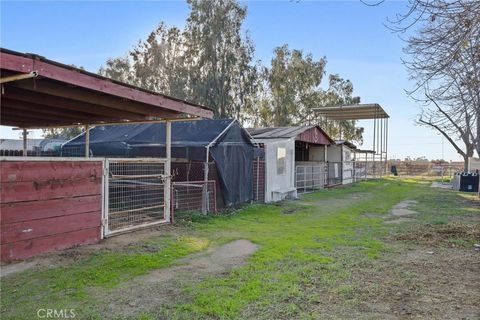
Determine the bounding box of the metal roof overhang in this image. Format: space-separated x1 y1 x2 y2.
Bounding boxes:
313 104 389 120
355 149 376 154
0 48 214 129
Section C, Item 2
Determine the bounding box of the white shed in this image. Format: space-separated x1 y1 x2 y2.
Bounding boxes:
249 126 334 201
254 138 297 202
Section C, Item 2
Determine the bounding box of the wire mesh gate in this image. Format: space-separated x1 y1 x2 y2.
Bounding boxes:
103 158 169 236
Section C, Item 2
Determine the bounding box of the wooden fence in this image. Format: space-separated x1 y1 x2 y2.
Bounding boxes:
1 160 103 262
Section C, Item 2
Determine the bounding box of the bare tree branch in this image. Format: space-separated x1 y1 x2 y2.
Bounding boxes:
386 0 480 166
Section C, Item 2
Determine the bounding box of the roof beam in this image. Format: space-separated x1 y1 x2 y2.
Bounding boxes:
1 51 213 118
8 80 183 120
2 98 94 120
1 108 68 125
2 85 148 120
0 115 65 128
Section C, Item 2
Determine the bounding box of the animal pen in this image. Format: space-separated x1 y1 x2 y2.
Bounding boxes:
0 48 213 262
62 119 259 213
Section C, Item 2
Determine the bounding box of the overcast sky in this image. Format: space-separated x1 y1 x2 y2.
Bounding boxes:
0 0 462 161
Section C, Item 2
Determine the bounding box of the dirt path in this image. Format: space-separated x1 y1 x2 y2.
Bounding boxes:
384 200 419 224
96 239 258 318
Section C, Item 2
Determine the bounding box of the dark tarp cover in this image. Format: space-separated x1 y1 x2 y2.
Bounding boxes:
62 119 256 206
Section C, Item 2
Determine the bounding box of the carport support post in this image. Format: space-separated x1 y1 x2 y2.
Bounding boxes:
324 146 328 187
365 154 368 180
22 129 27 156
165 120 172 223
84 125 90 158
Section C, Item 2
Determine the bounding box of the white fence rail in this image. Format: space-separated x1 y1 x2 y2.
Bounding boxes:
295 162 325 193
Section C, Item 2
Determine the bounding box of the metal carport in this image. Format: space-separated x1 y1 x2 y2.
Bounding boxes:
314 103 389 177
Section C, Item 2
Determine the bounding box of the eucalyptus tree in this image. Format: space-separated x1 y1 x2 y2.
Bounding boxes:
319 74 363 143
100 0 258 120
258 45 326 127
256 45 363 143
99 23 189 101
183 0 257 120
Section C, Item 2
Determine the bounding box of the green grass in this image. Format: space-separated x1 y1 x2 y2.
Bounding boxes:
162 180 417 318
1 178 477 319
1 236 209 319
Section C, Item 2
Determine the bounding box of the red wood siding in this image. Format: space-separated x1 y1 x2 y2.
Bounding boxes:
296 127 333 145
0 160 103 262
1 51 214 119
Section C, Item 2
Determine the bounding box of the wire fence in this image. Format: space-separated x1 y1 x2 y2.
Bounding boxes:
0 146 85 157
343 161 355 184
253 158 265 202
106 159 167 234
172 180 216 215
388 161 463 177
326 162 343 186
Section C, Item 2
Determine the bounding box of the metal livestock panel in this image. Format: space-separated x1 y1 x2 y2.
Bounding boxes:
103 158 169 236
295 163 325 193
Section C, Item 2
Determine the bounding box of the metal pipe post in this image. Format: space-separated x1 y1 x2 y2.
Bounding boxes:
84 125 90 158
380 118 383 176
202 146 210 215
256 156 260 201
165 120 172 222
385 118 389 174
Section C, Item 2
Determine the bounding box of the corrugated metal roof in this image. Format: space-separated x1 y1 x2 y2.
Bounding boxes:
253 137 295 144
247 126 316 139
335 140 357 150
313 103 389 120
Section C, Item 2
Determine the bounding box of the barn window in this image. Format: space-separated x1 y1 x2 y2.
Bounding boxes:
277 147 286 175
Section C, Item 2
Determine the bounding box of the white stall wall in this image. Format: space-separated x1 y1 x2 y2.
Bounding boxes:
327 145 342 162
342 146 354 184
260 138 297 202
327 144 355 185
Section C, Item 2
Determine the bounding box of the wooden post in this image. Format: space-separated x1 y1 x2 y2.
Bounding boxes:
22 129 27 156
165 120 172 223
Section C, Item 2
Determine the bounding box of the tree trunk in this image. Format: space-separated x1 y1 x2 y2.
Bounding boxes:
463 155 469 172
476 113 480 157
